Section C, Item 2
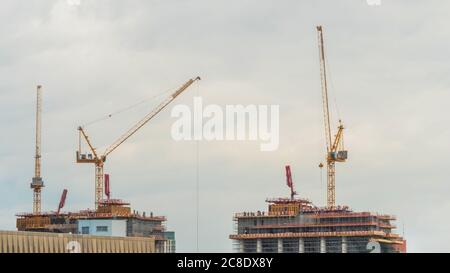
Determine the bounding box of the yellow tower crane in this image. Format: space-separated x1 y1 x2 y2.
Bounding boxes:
77 76 201 209
31 85 44 214
316 26 347 208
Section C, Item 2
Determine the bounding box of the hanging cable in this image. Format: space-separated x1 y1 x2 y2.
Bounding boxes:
325 55 342 124
319 163 324 192
195 82 200 253
82 88 174 128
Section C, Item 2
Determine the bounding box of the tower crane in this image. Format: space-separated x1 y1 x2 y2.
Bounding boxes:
31 85 44 214
316 26 348 208
76 77 201 209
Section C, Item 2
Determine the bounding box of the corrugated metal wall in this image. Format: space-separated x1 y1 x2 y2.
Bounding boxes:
0 230 155 253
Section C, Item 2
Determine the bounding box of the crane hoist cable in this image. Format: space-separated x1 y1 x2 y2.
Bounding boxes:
324 55 342 123
194 80 201 252
82 88 174 128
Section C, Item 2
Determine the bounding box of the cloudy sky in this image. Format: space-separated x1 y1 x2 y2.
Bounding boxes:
1 0 449 253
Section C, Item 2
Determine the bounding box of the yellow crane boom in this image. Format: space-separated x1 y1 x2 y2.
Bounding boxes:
316 26 347 208
77 76 201 208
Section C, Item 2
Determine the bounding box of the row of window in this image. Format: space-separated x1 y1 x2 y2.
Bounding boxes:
81 226 108 234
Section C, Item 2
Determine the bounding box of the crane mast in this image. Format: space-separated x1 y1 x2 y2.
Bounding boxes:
316 26 347 208
77 76 201 209
31 85 44 214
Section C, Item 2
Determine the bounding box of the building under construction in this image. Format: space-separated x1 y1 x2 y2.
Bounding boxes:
230 26 406 253
16 198 175 253
230 192 406 253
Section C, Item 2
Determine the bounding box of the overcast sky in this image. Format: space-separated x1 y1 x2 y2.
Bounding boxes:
1 0 449 253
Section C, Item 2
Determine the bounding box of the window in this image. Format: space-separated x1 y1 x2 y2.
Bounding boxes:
81 226 89 234
96 226 108 232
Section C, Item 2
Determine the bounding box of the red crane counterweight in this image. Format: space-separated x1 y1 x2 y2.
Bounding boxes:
285 165 297 200
105 174 110 200
57 189 68 215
